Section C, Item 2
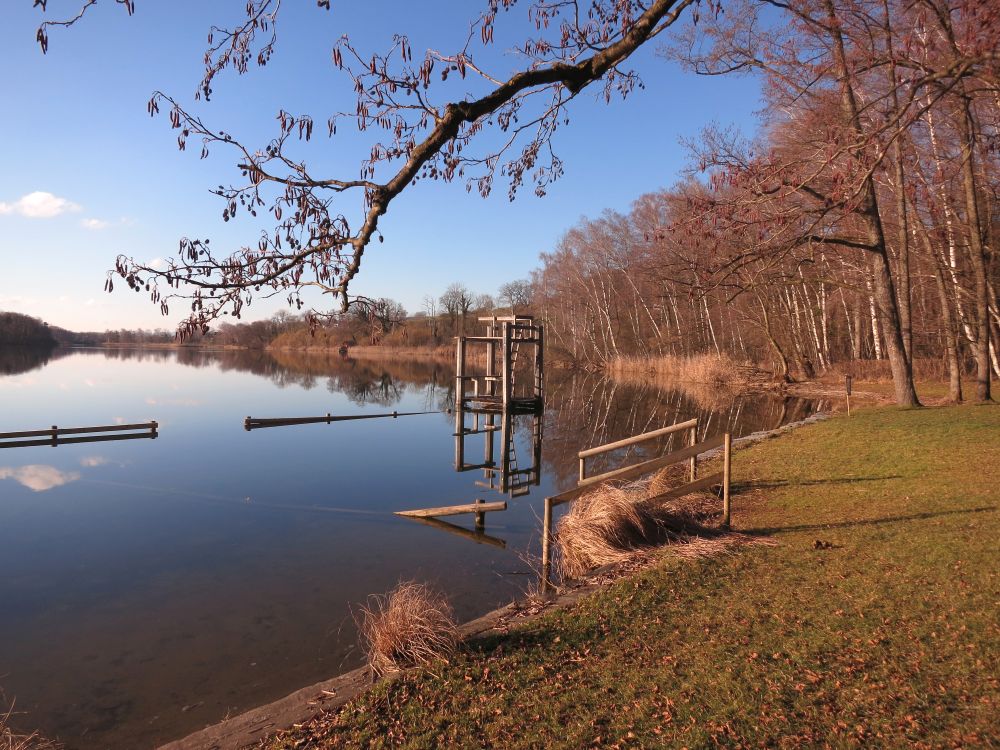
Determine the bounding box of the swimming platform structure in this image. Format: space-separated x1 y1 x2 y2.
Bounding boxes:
452 315 544 499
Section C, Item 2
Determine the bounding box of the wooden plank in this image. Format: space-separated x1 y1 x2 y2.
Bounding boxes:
395 501 507 518
579 434 725 487
578 419 698 459
401 515 507 549
0 422 156 440
646 473 723 504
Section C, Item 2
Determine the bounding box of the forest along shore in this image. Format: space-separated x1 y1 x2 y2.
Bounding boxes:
256 403 998 749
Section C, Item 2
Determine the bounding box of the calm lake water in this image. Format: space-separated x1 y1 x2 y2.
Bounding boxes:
0 346 825 749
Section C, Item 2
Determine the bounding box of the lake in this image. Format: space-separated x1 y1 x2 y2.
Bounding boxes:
0 346 825 748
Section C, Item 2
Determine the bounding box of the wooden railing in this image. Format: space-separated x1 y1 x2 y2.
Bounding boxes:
0 422 158 449
542 419 732 586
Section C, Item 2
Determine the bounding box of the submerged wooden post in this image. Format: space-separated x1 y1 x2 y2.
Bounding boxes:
486 316 497 397
534 324 544 401
50 425 58 447
688 424 697 482
455 336 467 409
474 498 485 530
500 409 512 493
722 432 732 528
454 336 467 470
501 322 512 411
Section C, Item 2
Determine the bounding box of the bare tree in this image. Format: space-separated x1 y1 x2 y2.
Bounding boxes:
32 0 697 337
440 282 475 335
498 279 533 314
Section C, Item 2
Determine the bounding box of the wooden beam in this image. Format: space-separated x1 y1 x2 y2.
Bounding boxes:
395 501 507 518
578 434 725 487
578 418 698 459
645 473 723 504
244 412 433 430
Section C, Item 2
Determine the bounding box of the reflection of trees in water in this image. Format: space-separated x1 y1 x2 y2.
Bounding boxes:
45 346 458 409
541 371 825 491
15 349 823 486
0 344 62 376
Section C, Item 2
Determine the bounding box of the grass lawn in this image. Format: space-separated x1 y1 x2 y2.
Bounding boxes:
265 404 999 748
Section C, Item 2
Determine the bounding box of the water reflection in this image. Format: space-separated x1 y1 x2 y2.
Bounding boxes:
0 344 62 376
0 464 81 491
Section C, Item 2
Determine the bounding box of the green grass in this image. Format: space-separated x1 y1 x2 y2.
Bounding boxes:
266 404 999 748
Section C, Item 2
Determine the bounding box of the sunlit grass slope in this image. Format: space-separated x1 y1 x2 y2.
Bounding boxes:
265 403 999 749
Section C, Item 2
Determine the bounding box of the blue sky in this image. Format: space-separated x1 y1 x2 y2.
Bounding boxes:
1 1 762 331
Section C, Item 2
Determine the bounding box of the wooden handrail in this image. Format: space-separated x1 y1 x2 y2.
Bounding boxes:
579 434 724 487
578 418 698 459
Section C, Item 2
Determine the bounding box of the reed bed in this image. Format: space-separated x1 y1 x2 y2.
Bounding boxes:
608 353 758 387
357 581 459 678
556 470 771 579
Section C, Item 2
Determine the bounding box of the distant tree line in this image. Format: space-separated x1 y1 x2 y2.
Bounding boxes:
0 312 57 347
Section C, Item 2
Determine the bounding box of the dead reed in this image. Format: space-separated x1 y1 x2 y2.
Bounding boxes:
606 354 768 406
357 581 459 678
1 704 60 750
556 473 770 579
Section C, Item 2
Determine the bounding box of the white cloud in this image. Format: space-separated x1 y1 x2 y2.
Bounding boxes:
79 456 108 467
0 464 81 492
0 191 81 219
81 218 111 230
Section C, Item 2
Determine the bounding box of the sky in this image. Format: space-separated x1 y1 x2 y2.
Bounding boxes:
0 1 762 332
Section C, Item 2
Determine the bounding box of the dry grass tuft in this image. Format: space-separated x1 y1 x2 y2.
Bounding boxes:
357 581 459 678
1 705 60 750
556 475 771 579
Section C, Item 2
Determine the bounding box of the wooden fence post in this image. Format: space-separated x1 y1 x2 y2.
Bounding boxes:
688 424 697 482
541 496 553 592
722 432 732 528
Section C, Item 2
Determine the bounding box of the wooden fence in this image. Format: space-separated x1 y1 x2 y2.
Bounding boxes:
541 419 732 586
0 422 159 449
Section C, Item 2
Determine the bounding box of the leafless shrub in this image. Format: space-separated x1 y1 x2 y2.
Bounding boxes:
357 581 459 678
556 476 771 579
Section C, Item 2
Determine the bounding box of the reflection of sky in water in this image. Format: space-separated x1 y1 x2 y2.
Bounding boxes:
0 348 824 750
0 464 81 491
